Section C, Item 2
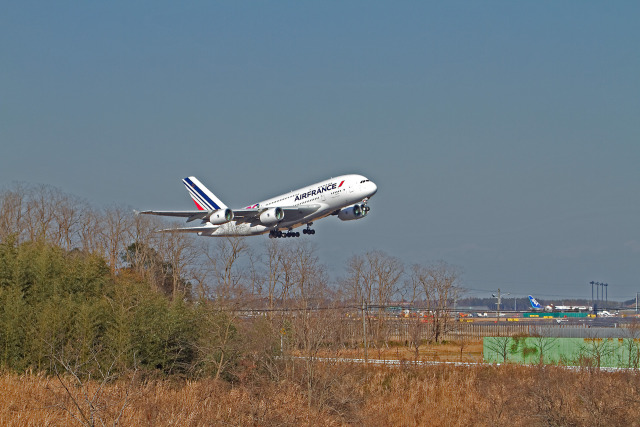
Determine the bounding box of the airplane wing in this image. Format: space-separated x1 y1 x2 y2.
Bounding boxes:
232 204 322 224
157 225 219 235
140 204 321 226
139 210 213 223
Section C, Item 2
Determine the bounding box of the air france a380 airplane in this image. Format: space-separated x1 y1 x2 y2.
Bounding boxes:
140 174 377 238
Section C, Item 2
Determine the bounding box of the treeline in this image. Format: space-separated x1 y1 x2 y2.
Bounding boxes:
0 237 202 375
0 183 465 381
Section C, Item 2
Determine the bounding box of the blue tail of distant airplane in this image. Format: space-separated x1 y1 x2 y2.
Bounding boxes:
528 295 542 310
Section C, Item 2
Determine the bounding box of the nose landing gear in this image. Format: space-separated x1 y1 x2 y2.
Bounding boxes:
362 198 371 212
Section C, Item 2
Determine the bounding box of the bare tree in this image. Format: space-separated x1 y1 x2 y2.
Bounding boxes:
578 336 615 368
485 336 512 363
98 206 132 274
155 229 201 300
409 261 462 343
622 318 640 368
404 266 426 358
206 234 250 305
530 334 559 365
47 191 85 250
341 255 367 304
344 251 403 347
23 184 57 242
77 207 102 254
47 343 139 427
0 186 26 243
279 242 341 410
263 239 285 315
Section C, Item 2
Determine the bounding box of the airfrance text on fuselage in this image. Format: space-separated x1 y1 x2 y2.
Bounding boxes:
294 181 343 202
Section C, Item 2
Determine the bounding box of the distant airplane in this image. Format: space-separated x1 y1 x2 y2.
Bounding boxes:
528 295 547 311
528 295 590 312
140 174 377 237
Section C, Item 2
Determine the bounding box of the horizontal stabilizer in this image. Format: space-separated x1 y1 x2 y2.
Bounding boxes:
158 226 218 234
140 210 212 222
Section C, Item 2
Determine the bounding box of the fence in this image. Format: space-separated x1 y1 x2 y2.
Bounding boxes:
338 319 637 344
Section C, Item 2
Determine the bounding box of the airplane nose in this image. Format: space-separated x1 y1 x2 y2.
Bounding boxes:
370 181 377 196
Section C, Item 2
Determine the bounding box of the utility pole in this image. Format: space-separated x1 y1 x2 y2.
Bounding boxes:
636 292 638 313
492 289 509 322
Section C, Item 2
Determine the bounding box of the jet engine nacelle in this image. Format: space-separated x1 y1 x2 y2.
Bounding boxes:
260 207 284 226
209 208 234 225
338 204 368 221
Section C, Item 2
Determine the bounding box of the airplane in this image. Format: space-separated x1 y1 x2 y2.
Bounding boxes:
528 295 591 312
528 295 549 311
139 174 377 238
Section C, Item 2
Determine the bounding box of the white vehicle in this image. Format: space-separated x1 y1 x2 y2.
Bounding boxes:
140 174 377 238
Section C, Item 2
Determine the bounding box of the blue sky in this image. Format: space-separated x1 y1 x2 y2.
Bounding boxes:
2 2 639 301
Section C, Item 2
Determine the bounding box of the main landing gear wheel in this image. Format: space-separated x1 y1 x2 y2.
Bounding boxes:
270 230 300 238
303 223 316 235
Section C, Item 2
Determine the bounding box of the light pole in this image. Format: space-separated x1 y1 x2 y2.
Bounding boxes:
492 289 510 321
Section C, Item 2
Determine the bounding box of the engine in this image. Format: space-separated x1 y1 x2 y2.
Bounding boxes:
260 207 284 226
209 208 234 225
337 204 368 221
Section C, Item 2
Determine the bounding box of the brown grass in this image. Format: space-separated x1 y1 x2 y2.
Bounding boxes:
2 364 640 426
313 340 484 362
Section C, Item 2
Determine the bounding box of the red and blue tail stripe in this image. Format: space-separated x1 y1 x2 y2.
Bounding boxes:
182 177 222 211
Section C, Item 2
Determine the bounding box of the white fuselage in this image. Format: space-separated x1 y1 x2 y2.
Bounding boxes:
207 174 377 236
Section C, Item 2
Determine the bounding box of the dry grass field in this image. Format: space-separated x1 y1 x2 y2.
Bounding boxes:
2 362 639 426
312 340 485 363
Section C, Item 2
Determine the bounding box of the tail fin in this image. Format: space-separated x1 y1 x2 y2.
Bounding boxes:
182 176 228 211
528 295 542 309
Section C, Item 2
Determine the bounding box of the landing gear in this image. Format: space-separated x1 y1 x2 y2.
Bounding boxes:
303 223 316 235
362 198 371 212
269 230 300 238
269 223 316 238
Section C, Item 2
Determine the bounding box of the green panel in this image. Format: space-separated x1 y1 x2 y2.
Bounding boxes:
523 312 591 318
483 337 640 368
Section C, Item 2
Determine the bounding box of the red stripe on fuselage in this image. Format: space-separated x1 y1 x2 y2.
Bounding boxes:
339 180 344 187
